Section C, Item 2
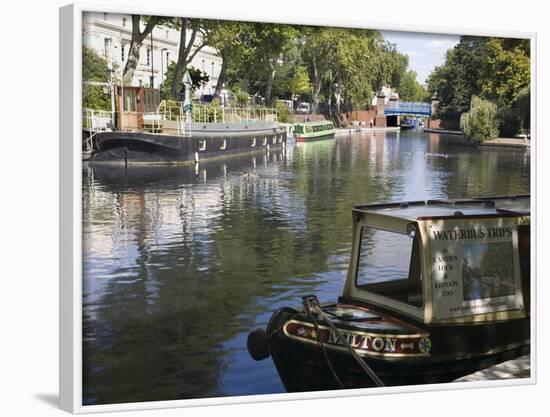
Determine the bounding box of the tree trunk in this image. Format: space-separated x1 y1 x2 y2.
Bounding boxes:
170 18 188 98
312 53 321 114
123 15 159 84
328 80 332 115
264 56 278 105
170 19 205 99
214 53 228 98
243 67 252 92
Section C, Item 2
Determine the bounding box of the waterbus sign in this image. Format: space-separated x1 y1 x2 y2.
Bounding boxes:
429 219 523 320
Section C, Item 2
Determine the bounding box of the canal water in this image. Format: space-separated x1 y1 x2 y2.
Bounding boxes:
82 130 530 405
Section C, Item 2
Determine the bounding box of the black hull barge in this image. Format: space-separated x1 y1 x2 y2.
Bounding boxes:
248 196 530 391
91 124 287 165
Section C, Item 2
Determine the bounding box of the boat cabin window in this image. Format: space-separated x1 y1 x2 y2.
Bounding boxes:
356 227 422 307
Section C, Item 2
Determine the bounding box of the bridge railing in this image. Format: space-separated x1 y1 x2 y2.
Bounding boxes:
385 101 431 115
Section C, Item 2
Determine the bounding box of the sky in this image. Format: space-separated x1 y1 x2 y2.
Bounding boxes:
380 31 460 85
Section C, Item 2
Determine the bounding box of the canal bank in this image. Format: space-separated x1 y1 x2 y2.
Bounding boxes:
335 126 400 136
480 137 530 149
424 127 463 135
425 129 530 150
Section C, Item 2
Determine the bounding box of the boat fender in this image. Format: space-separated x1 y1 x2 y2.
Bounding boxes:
247 328 270 361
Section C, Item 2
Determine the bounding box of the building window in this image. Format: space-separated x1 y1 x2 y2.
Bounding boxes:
165 30 169 39
166 51 170 64
211 62 215 76
122 17 127 27
146 48 150 66
103 38 110 59
202 59 205 72
103 13 107 21
121 44 125 62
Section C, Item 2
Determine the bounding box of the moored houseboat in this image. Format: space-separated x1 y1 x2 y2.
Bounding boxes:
247 196 530 391
293 121 335 142
85 101 287 164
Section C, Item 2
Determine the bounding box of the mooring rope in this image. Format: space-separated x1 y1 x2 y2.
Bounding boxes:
310 311 345 388
302 295 385 388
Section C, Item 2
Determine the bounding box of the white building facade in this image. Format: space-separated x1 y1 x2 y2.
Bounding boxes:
82 12 222 98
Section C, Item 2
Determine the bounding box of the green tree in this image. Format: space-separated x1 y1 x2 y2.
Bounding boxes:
480 38 530 105
496 105 521 137
169 18 210 98
123 15 161 83
301 26 340 113
160 62 209 100
272 65 311 99
387 45 409 90
397 70 430 102
460 96 498 143
275 101 293 123
208 20 256 99
82 47 112 110
427 36 530 129
514 86 530 131
254 24 298 104
301 27 391 113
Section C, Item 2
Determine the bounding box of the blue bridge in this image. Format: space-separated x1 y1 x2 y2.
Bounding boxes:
384 101 431 117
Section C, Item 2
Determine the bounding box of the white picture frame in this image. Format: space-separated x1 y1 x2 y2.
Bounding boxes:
59 2 537 413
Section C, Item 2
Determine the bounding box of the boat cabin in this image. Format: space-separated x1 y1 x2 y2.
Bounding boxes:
116 86 161 131
293 121 334 135
343 196 530 325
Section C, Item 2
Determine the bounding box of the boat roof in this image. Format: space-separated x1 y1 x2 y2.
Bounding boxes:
293 121 333 126
353 195 530 221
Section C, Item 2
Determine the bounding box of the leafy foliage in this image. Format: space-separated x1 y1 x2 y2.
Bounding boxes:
480 39 530 104
427 36 530 128
272 65 311 99
82 47 112 110
514 87 530 131
397 70 430 102
275 101 293 123
460 96 498 143
83 47 111 81
160 62 209 100
496 106 521 137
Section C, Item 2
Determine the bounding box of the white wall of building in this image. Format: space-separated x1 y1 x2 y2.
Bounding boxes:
82 12 222 98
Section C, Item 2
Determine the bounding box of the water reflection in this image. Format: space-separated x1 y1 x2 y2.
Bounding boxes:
82 130 530 404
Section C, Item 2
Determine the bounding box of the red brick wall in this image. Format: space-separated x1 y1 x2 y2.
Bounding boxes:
428 118 442 129
349 109 377 124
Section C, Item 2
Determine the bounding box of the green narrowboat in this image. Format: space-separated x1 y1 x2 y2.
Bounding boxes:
293 121 335 142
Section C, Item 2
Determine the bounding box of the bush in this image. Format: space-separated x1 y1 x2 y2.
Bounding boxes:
233 89 250 107
460 96 498 143
496 106 521 138
275 101 293 123
514 86 530 131
83 84 111 111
